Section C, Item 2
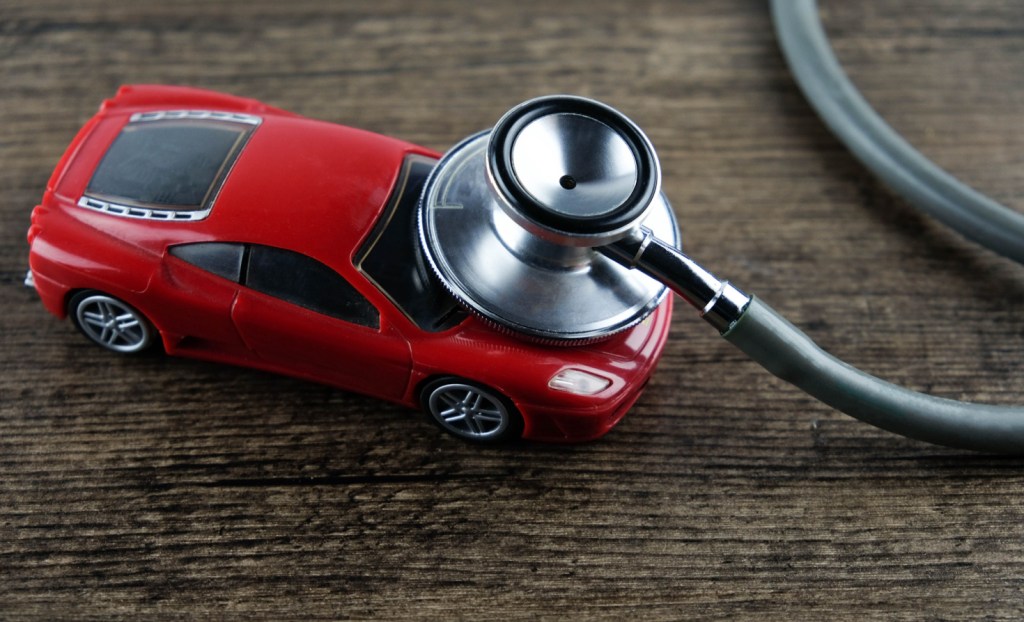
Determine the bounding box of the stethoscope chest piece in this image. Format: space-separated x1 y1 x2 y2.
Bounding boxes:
418 95 680 343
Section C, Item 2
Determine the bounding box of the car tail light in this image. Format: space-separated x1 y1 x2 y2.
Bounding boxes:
548 369 612 396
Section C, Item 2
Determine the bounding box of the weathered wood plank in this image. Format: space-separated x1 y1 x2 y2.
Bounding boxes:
2 1 1023 618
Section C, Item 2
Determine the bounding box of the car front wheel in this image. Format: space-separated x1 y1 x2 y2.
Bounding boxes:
421 378 522 443
69 291 155 354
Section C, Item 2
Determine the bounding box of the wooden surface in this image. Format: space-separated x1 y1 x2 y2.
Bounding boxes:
3 1 1024 618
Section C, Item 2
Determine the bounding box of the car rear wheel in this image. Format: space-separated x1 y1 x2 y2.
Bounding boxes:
421 378 523 443
69 291 154 354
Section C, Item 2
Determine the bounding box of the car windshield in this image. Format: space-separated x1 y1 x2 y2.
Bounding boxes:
356 155 467 332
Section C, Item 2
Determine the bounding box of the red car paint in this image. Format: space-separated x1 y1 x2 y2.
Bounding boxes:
27 85 673 442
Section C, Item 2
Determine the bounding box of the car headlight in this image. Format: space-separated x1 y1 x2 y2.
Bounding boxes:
548 368 612 396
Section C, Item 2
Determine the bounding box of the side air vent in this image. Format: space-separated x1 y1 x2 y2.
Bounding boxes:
78 196 209 221
129 110 262 126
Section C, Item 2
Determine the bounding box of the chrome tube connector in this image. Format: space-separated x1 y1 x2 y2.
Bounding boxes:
601 228 751 333
699 281 750 332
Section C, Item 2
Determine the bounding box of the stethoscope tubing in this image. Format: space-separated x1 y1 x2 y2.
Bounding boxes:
770 0 1024 265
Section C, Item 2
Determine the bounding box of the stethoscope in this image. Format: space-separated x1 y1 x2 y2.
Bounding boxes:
417 0 1024 454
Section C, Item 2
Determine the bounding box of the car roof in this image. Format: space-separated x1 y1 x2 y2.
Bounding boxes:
198 113 424 270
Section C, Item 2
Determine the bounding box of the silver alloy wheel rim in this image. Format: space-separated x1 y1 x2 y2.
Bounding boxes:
75 294 152 354
427 383 510 440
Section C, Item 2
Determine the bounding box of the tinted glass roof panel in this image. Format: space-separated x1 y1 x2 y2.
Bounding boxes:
87 120 250 209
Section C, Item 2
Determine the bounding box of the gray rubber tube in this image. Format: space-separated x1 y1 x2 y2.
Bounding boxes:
770 0 1024 265
725 297 1024 453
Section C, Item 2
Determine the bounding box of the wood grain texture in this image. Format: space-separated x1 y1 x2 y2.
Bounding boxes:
2 1 1024 618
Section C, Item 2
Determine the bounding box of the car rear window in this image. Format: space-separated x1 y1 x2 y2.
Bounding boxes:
86 119 252 210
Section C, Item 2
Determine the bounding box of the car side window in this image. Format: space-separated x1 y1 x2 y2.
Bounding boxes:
245 245 380 329
169 242 245 281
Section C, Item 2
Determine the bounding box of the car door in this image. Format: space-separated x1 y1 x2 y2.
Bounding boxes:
155 242 251 356
230 244 412 399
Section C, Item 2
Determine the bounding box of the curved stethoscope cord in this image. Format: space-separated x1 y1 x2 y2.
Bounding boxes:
771 0 1024 266
688 0 1024 453
601 231 1024 454
605 1 1024 453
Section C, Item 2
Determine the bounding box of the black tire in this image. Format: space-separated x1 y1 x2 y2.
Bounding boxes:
420 377 523 443
68 290 155 354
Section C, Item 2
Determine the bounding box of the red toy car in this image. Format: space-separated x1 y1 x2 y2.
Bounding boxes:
26 85 673 443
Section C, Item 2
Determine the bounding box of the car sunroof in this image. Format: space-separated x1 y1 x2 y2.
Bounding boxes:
85 116 255 217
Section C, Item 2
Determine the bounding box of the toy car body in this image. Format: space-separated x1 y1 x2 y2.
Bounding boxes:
26 85 673 443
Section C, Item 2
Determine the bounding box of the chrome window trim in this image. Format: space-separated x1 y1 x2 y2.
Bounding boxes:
77 110 261 222
77 195 211 221
129 110 262 126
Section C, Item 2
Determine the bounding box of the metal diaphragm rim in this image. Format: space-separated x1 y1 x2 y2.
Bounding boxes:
487 95 662 247
418 131 679 343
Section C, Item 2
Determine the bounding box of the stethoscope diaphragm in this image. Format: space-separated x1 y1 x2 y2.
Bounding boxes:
417 96 679 343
